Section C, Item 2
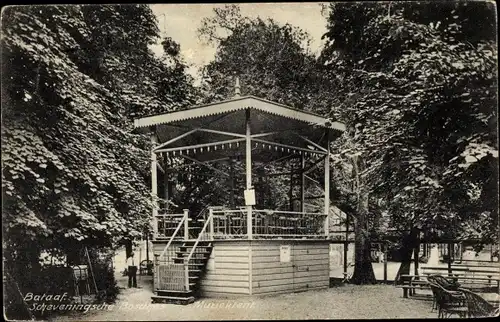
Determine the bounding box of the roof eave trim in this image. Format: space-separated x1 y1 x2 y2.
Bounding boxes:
133 97 346 132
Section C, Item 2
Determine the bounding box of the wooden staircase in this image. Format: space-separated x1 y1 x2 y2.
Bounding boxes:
151 214 213 305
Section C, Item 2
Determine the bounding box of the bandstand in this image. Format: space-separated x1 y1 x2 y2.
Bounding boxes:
133 83 346 304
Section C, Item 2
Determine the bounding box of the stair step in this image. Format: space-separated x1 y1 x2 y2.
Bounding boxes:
172 257 208 265
182 263 205 267
175 255 209 260
156 289 193 297
177 249 212 253
173 256 208 260
180 244 212 248
175 251 211 256
151 295 195 305
182 241 212 246
155 282 196 291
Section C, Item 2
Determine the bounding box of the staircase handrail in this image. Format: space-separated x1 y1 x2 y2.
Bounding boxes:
158 215 186 260
195 205 226 221
184 208 214 291
194 206 208 221
185 210 214 264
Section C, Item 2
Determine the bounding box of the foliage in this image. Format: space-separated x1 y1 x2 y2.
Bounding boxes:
90 248 119 303
4 266 74 320
180 5 325 210
197 4 318 110
321 1 498 243
1 4 196 280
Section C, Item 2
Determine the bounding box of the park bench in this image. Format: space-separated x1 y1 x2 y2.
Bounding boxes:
455 259 500 265
421 266 500 289
396 274 430 298
453 263 500 268
398 274 500 298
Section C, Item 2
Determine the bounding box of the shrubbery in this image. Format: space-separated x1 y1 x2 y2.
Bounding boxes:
4 247 118 320
91 249 119 304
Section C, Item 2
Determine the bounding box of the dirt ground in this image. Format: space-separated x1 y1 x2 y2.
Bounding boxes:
47 246 497 321
50 280 438 321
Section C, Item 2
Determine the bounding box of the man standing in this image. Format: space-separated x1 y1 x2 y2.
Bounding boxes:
126 251 138 288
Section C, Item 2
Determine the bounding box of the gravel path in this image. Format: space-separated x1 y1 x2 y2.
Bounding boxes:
48 246 498 320
50 284 436 320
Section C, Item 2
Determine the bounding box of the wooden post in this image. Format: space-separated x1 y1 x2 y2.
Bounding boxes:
447 243 452 276
300 153 305 213
414 244 419 276
164 167 169 211
257 169 262 206
383 243 388 282
289 161 294 211
183 209 189 241
84 247 98 294
324 129 330 236
344 213 349 275
184 264 189 291
209 207 214 240
146 232 149 269
229 158 235 208
245 108 253 240
151 134 159 240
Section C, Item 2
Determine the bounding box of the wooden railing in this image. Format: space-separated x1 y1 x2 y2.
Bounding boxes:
154 207 328 241
154 210 188 291
253 210 326 238
211 208 327 239
184 208 214 291
155 209 189 240
212 208 247 238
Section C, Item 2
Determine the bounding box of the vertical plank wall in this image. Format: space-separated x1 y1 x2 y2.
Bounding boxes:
252 240 330 295
153 240 330 297
200 241 251 297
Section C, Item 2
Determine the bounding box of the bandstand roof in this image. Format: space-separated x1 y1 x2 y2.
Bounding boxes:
133 95 346 162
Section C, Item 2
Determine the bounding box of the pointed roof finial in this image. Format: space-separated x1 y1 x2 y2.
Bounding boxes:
234 76 241 97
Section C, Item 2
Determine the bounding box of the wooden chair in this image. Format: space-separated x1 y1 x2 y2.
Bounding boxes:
229 216 245 235
427 281 440 312
427 275 460 312
139 259 153 276
342 262 354 283
459 288 499 318
428 282 468 318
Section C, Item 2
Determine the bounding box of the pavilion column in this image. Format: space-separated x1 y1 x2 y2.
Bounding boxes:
289 162 294 211
151 134 159 240
324 129 330 236
164 164 169 211
300 153 305 213
229 158 235 208
245 108 253 240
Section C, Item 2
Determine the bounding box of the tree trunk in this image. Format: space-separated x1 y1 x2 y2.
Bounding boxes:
125 239 133 258
351 211 377 284
350 154 376 284
395 228 419 284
